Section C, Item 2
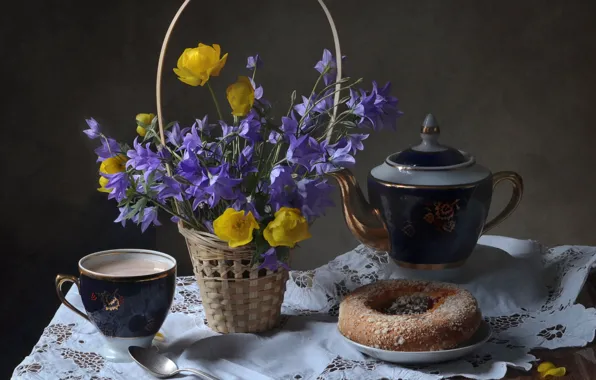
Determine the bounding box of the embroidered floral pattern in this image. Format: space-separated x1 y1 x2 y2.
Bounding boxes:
59 372 113 380
15 363 42 376
43 323 76 345
60 348 105 372
465 354 493 368
316 356 378 379
538 324 566 340
176 276 197 286
171 288 203 314
11 243 596 380
484 313 531 333
291 270 315 288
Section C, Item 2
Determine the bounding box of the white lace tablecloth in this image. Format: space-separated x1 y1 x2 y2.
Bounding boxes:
13 236 596 380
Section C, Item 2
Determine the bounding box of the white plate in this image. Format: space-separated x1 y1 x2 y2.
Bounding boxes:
339 320 492 365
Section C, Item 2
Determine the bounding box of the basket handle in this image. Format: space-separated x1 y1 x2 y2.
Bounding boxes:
155 0 343 149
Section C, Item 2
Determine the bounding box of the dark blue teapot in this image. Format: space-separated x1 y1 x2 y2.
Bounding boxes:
330 114 523 269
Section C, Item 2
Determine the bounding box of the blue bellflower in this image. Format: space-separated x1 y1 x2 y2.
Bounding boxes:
314 49 337 86
237 145 257 175
83 118 101 139
246 54 263 70
126 138 162 174
114 206 130 227
238 113 262 143
286 135 325 170
165 122 189 146
103 172 130 202
157 176 186 203
258 247 290 271
204 163 243 207
312 141 356 175
133 206 161 233
94 137 121 162
181 125 203 153
297 178 335 221
348 82 402 130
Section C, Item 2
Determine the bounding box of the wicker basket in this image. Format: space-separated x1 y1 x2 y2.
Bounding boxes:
154 0 342 333
179 226 288 333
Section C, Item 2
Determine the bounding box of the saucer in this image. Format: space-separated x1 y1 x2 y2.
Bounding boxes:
339 320 492 365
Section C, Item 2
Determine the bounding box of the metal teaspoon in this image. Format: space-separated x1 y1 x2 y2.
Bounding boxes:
128 346 220 380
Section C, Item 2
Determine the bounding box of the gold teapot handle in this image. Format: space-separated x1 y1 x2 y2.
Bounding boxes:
482 171 524 234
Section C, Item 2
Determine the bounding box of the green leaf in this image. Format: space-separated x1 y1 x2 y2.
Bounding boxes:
338 121 358 128
276 246 291 264
124 198 147 219
173 175 193 186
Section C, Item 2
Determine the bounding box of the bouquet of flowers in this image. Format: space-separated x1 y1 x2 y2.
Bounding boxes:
83 43 401 270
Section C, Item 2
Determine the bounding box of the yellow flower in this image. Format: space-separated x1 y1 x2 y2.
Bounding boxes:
136 113 155 137
537 361 566 378
98 155 127 193
213 208 260 248
264 207 311 248
99 155 127 175
226 76 254 116
173 43 228 86
98 176 111 193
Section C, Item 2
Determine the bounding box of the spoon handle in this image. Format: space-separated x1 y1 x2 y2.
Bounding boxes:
179 367 220 380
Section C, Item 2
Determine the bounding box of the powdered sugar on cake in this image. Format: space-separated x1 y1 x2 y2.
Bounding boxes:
338 279 481 351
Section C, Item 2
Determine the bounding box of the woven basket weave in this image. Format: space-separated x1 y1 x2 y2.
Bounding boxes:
179 226 288 333
155 0 341 333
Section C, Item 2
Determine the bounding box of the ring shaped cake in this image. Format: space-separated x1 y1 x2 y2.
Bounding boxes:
338 280 481 351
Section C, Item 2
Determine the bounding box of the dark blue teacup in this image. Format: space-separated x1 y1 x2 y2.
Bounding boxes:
55 249 176 361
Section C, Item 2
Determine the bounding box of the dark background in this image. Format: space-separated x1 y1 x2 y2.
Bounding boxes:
2 0 596 376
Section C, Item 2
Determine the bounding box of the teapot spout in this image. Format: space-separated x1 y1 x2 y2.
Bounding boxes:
328 168 390 252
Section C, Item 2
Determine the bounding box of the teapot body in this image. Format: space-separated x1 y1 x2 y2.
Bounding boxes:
367 173 494 268
331 114 523 269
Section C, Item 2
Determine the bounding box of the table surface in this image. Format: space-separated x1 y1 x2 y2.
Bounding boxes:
495 272 596 380
14 251 596 380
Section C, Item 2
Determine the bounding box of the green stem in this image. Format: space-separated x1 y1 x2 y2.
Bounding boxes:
207 82 224 121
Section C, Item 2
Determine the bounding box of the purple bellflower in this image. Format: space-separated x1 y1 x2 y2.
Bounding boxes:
297 178 335 221
83 118 101 139
133 206 161 233
181 125 203 153
314 49 337 85
166 122 189 146
204 163 243 207
246 54 263 70
94 137 121 162
103 172 130 202
127 138 162 175
311 141 356 175
258 247 290 271
286 135 324 170
238 113 262 143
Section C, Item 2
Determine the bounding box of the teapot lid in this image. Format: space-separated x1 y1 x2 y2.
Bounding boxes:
387 114 472 169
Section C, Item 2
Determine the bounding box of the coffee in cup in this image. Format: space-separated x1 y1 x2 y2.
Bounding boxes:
55 249 176 362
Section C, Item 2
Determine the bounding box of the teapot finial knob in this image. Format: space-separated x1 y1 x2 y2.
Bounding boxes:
421 113 440 134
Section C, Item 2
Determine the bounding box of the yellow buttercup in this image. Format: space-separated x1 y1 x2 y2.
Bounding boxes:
226 76 255 117
264 207 311 247
98 155 127 193
213 208 260 247
136 113 155 137
173 43 228 87
98 177 111 193
537 361 566 378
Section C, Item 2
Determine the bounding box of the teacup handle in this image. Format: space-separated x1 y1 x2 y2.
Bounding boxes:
55 274 89 321
482 171 524 234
